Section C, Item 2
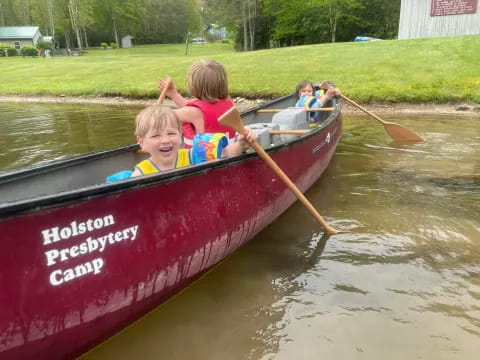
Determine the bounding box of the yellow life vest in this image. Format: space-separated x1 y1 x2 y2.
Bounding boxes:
135 149 191 175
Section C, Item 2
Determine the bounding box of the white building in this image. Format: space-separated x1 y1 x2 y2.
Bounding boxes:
398 0 480 39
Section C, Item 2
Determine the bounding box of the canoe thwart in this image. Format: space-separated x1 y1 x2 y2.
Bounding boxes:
257 107 334 113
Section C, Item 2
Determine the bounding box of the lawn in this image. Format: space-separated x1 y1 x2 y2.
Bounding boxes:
1 36 479 103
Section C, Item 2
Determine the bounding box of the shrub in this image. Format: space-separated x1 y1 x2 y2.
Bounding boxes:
37 41 52 50
21 46 38 57
110 42 118 49
0 43 17 57
101 42 108 49
6 48 17 56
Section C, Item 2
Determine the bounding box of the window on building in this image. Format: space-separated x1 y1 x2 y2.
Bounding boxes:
14 42 20 50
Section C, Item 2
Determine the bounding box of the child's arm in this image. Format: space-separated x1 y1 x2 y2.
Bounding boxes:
318 88 340 106
158 78 187 107
222 128 258 157
174 107 205 133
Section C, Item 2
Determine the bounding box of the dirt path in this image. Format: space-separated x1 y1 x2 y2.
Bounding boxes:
1 94 479 115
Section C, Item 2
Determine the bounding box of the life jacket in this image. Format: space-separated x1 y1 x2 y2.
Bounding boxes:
190 133 229 164
134 149 191 175
295 95 323 128
183 99 236 148
133 133 228 175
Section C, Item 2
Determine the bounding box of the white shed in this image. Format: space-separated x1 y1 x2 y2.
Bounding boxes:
121 35 134 48
398 0 480 39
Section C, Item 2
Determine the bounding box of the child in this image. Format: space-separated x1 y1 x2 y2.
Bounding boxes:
131 105 256 177
294 80 340 128
158 59 236 148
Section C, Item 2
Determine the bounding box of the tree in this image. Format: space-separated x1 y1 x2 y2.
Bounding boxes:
68 0 82 50
0 0 5 26
203 0 260 51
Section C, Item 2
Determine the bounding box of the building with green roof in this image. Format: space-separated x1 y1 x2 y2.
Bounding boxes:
0 26 43 49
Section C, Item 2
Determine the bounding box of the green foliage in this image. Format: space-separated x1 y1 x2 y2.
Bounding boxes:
0 0 400 49
21 46 38 57
0 44 17 57
110 42 118 49
6 48 18 56
235 14 274 50
37 41 52 50
101 42 108 49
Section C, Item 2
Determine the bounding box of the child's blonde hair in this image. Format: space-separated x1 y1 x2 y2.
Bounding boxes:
187 59 229 102
135 105 181 138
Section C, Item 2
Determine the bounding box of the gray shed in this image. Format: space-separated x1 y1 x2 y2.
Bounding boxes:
0 26 43 49
399 0 480 39
121 35 134 48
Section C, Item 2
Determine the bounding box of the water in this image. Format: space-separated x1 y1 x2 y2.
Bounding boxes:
1 103 479 359
0 103 141 172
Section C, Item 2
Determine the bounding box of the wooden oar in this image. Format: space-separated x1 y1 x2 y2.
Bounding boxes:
219 107 337 235
258 107 334 113
318 81 423 142
340 94 423 141
157 78 171 104
269 130 308 135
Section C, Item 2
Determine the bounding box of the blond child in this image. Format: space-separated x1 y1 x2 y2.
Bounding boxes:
158 59 236 148
131 105 257 177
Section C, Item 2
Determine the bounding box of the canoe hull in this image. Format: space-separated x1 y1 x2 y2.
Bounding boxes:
0 109 341 360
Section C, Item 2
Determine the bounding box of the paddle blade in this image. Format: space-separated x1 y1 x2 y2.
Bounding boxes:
384 122 424 142
218 106 245 134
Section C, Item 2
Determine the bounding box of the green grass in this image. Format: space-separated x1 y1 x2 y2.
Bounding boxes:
1 36 479 103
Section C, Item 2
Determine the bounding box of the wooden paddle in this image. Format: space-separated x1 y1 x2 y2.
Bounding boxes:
219 107 338 235
319 82 424 142
157 78 172 104
257 107 335 113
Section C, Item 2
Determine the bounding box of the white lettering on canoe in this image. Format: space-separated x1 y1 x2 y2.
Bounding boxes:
41 214 139 286
41 215 115 245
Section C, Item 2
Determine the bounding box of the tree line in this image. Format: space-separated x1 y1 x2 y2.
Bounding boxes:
0 0 199 50
0 0 399 50
203 0 400 51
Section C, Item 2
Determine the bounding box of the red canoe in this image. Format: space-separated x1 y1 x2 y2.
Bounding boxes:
0 92 342 359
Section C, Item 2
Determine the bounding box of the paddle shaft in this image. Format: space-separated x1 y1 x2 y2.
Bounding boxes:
218 106 338 235
257 107 334 113
339 94 386 124
248 140 337 234
269 130 308 135
157 79 171 104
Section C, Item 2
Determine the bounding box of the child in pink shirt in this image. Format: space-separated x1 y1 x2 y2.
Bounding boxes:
158 59 236 148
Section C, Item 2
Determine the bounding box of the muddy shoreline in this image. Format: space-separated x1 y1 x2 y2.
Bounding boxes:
1 94 479 115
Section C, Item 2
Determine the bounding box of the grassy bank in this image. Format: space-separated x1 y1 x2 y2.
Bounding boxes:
1 36 479 103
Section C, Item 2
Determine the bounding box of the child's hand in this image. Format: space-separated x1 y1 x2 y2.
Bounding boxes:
158 77 176 98
238 128 259 151
326 87 340 98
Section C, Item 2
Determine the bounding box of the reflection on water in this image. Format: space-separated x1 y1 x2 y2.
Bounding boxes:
0 103 141 172
1 104 479 359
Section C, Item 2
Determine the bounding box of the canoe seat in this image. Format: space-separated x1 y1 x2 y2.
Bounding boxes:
245 122 280 148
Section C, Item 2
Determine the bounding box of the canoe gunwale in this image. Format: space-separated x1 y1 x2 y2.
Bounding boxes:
0 95 342 219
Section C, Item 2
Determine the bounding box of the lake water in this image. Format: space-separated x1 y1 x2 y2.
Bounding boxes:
1 103 479 359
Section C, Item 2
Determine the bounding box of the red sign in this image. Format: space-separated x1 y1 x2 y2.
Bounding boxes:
431 0 478 16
